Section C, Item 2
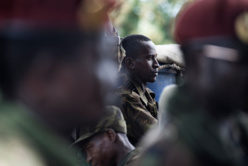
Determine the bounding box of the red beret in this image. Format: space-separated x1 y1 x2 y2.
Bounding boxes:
174 0 248 45
0 0 81 28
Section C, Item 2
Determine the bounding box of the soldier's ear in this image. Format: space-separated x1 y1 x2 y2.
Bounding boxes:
105 129 117 143
125 57 135 70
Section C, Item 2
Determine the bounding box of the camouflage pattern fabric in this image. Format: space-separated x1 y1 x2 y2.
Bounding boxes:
136 86 248 166
116 75 158 146
0 100 78 166
118 149 140 166
72 106 127 146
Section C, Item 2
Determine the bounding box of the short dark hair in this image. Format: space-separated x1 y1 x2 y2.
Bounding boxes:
0 27 100 100
121 34 151 59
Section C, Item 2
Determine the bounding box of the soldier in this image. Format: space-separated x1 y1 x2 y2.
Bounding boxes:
0 0 117 165
71 106 139 166
135 0 248 166
115 34 159 146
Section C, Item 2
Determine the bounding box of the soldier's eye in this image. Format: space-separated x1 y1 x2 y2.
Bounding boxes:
86 145 93 151
147 56 152 60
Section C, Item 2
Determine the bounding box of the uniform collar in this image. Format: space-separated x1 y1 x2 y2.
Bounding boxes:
132 80 155 106
122 74 156 106
118 149 138 166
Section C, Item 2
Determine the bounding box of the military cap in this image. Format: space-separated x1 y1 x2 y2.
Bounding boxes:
174 0 248 45
72 106 127 146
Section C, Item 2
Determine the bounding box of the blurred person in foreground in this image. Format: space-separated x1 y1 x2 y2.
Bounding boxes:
135 0 248 166
115 34 159 146
0 0 118 165
71 106 138 166
77 0 116 35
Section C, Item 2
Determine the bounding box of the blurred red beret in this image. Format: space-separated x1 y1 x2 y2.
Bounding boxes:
0 0 116 31
0 0 81 28
174 0 248 45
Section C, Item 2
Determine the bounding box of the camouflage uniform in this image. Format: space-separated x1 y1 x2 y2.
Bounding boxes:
0 99 78 166
136 86 248 166
72 106 127 145
72 106 139 166
118 149 139 166
116 75 158 146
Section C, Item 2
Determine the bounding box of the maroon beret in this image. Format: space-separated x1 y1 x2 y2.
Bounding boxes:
174 0 248 45
0 0 81 28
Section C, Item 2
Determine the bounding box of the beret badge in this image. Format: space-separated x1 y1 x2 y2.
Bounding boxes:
235 12 248 44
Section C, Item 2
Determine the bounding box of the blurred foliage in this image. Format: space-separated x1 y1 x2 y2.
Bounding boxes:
110 0 190 44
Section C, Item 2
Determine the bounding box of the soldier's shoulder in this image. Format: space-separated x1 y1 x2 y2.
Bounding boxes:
119 149 140 166
135 128 196 166
159 84 178 106
0 134 47 166
116 87 141 102
125 150 140 166
0 101 28 128
0 101 78 166
0 102 47 165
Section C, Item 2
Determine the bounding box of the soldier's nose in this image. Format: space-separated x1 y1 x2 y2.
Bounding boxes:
153 58 159 68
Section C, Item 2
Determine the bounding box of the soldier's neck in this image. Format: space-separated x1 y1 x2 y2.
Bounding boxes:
128 74 147 93
115 135 135 165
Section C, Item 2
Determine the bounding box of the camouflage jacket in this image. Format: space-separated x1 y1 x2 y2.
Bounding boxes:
118 149 139 166
136 86 248 166
0 100 78 166
116 76 158 146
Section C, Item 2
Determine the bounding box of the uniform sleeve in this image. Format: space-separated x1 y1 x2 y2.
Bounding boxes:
119 92 158 145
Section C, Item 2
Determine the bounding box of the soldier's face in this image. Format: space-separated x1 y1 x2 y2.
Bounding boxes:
64 50 105 124
195 53 246 110
84 133 115 166
41 43 117 130
132 41 159 83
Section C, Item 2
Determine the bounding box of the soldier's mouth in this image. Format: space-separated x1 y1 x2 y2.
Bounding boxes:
153 72 158 76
